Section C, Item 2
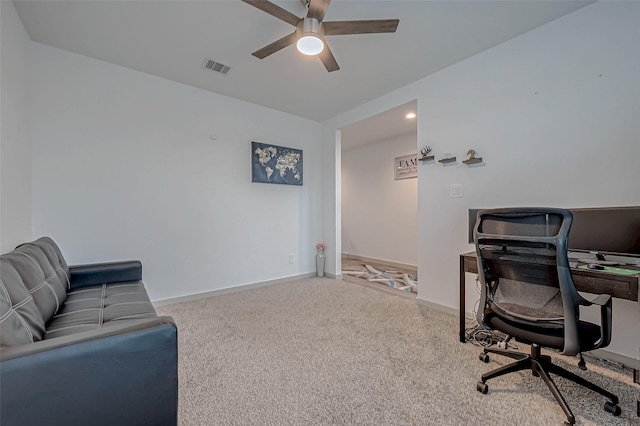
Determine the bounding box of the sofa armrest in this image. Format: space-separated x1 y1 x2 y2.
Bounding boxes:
69 260 142 289
0 317 177 426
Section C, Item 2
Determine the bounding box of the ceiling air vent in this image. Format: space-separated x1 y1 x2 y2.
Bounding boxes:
202 59 231 75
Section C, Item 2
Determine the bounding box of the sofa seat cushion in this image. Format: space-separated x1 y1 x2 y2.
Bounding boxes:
45 282 157 340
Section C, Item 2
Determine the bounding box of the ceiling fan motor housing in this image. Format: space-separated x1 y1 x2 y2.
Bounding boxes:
297 17 323 37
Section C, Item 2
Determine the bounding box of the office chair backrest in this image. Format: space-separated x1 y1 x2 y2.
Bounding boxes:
473 208 584 355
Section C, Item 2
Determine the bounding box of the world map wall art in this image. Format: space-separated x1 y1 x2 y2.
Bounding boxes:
252 141 303 186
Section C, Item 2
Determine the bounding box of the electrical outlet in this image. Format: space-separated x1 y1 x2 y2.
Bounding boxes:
289 254 295 264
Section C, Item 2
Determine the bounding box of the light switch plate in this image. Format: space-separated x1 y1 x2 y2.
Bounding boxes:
450 184 463 198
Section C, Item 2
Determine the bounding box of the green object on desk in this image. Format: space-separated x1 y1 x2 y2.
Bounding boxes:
576 265 640 276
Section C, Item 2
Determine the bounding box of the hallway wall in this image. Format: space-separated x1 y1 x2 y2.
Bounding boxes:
341 132 417 266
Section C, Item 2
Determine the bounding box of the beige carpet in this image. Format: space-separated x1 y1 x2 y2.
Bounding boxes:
157 278 638 425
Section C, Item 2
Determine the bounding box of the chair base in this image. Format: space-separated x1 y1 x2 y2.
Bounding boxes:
477 344 621 425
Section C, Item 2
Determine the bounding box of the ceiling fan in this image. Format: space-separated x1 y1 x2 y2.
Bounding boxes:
241 0 399 72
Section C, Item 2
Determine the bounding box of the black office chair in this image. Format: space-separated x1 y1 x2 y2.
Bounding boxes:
473 208 621 425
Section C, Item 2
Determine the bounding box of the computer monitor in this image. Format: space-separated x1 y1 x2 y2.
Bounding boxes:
568 206 640 257
468 206 640 258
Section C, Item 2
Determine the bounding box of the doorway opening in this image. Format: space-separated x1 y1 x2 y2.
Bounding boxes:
339 100 418 295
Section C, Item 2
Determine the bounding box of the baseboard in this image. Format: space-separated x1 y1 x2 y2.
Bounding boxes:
342 253 417 273
588 348 640 370
415 297 457 317
152 272 316 307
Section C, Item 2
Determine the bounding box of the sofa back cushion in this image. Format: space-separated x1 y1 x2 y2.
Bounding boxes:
0 260 47 347
2 237 70 326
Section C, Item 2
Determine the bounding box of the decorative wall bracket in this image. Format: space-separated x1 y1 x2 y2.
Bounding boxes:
462 157 482 164
462 149 482 165
438 153 456 163
419 146 434 162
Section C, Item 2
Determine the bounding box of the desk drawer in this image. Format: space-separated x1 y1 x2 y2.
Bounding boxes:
571 269 638 301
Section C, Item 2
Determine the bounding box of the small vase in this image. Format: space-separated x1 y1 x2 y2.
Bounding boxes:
316 249 325 277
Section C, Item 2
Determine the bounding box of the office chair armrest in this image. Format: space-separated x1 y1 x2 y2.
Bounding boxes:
579 293 613 349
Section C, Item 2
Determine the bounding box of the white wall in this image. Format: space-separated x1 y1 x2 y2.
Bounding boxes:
0 0 32 253
341 133 417 266
31 43 322 302
320 127 341 276
322 2 640 361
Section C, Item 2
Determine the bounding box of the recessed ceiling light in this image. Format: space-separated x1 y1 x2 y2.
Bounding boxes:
406 112 416 119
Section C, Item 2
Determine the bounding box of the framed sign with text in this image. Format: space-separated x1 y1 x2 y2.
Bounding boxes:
394 154 418 180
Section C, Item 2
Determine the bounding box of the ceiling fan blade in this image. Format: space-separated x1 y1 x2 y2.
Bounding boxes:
323 19 399 35
319 43 339 72
307 0 331 21
241 0 300 26
252 32 298 59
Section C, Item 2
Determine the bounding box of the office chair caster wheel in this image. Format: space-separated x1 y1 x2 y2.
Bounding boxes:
476 381 488 394
479 353 489 363
604 401 621 416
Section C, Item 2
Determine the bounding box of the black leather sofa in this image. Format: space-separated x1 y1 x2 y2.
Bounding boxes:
0 237 178 426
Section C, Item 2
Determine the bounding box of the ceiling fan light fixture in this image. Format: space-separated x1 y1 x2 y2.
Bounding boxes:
296 17 324 56
241 0 399 71
297 35 324 55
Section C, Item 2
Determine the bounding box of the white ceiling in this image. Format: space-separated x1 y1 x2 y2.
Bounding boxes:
14 0 592 124
341 100 416 151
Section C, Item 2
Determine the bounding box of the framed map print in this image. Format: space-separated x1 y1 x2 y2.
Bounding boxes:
251 141 303 186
